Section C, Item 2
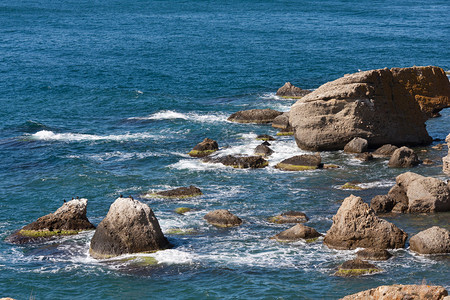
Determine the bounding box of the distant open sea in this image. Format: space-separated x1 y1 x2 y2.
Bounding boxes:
0 0 449 299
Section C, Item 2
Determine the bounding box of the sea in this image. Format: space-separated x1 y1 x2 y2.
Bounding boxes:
0 0 449 299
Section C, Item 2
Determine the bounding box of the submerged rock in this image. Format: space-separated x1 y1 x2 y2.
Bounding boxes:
228 108 283 124
372 144 398 157
409 226 450 255
340 182 363 190
271 224 321 242
388 146 420 168
204 209 242 227
254 143 274 157
443 134 450 175
174 207 192 215
256 134 275 141
344 137 368 153
269 211 309 224
324 195 407 250
203 155 268 169
356 248 393 261
276 82 311 98
89 197 170 259
275 154 322 171
289 66 448 151
341 284 449 300
154 186 203 199
334 258 382 277
188 138 219 157
7 198 95 244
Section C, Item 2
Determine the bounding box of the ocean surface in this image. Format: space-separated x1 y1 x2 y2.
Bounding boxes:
0 0 449 298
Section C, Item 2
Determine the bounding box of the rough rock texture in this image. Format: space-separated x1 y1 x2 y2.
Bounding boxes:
203 155 268 169
271 224 322 242
272 112 291 130
276 82 311 98
254 143 274 157
388 146 420 168
7 198 95 244
155 186 202 198
344 137 368 153
289 66 450 151
228 109 283 124
341 284 449 300
269 211 309 224
275 154 323 171
356 248 393 261
355 152 373 161
370 195 396 213
256 134 275 141
444 134 450 175
89 197 170 259
409 226 450 254
334 258 382 277
188 138 219 157
373 144 399 157
204 209 242 227
324 195 407 250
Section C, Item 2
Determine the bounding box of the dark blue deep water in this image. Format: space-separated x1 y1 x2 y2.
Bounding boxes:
1 0 449 299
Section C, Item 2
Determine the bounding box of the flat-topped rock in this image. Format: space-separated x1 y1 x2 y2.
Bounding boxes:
275 154 322 171
89 197 170 259
153 185 203 199
341 284 449 300
334 258 382 277
203 155 268 169
269 211 309 224
410 226 450 254
7 198 95 244
204 209 242 227
188 138 219 157
372 144 398 157
276 82 311 98
356 248 393 261
388 146 420 168
271 224 321 242
254 143 274 157
228 108 283 124
256 134 275 141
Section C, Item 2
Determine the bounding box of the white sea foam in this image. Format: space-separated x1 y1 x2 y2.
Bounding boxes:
129 110 228 123
29 130 155 142
88 151 166 162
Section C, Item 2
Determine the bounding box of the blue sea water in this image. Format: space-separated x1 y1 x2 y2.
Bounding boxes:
0 0 449 298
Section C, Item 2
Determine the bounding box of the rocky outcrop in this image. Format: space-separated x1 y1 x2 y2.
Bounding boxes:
271 224 321 242
89 197 170 259
409 226 450 254
341 285 449 300
388 146 420 168
203 155 268 169
372 144 398 157
276 82 311 98
154 186 202 198
188 138 219 157
268 211 309 224
272 112 290 130
275 154 322 171
324 195 407 250
7 198 95 244
334 258 382 277
204 209 242 227
443 134 450 174
228 109 283 124
344 137 368 153
356 248 392 261
254 143 274 157
289 66 450 151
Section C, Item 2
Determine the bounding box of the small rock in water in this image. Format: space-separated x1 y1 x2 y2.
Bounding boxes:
271 224 321 242
254 143 274 157
227 108 283 124
344 137 368 153
154 186 203 199
340 182 363 190
372 144 399 157
388 146 420 168
356 248 393 261
276 82 311 98
204 209 243 227
203 155 268 169
188 138 219 157
275 154 322 171
334 258 382 277
354 152 373 161
269 211 309 224
272 112 291 130
174 207 192 215
256 134 275 141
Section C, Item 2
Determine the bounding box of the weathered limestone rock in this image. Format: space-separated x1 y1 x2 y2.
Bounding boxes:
356 248 392 261
272 112 291 130
203 155 268 169
409 226 450 254
7 198 95 244
341 285 449 300
444 134 450 175
268 211 309 224
276 82 311 98
154 186 202 199
275 154 322 171
334 258 382 277
89 197 170 259
344 137 368 153
271 224 322 242
290 66 450 151
254 143 274 157
204 209 242 227
324 195 407 250
228 109 282 124
188 138 219 157
372 144 398 157
388 146 420 168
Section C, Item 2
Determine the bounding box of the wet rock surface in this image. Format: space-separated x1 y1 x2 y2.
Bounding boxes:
356 248 393 261
275 154 322 171
188 138 219 157
268 211 309 224
271 224 321 242
204 209 243 227
388 146 420 168
341 284 449 300
203 155 268 169
228 108 283 124
409 226 450 254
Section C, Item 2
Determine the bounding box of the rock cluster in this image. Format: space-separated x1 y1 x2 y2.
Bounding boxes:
276 82 311 98
343 137 368 153
228 108 282 124
254 143 274 157
341 284 449 300
444 134 450 174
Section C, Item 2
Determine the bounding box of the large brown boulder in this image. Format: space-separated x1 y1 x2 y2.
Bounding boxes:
409 226 450 254
341 285 449 300
289 66 450 151
228 109 283 124
7 198 95 244
276 82 311 98
324 195 407 250
388 146 420 168
89 197 170 259
204 209 243 227
271 224 321 242
443 134 450 175
343 137 368 153
188 138 218 157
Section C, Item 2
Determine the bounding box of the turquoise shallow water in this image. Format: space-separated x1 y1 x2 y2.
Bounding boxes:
0 0 449 299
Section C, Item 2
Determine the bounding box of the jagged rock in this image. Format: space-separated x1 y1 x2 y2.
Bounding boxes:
275 154 322 171
372 144 399 157
7 198 95 244
344 137 368 153
228 109 283 124
268 211 309 224
388 146 420 168
334 258 382 277
188 138 219 157
341 285 449 300
356 248 392 261
276 82 311 98
289 66 450 151
444 134 450 174
272 112 291 130
370 195 395 213
89 197 170 259
355 152 373 161
256 134 275 141
204 209 242 227
254 143 274 157
409 226 450 254
271 224 321 242
203 155 268 169
324 195 407 250
154 186 202 198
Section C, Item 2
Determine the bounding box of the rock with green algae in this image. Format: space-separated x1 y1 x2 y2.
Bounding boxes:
256 134 275 141
165 228 197 235
275 154 322 171
268 211 309 224
144 186 202 199
341 284 449 300
334 258 382 277
203 155 268 169
271 224 322 242
188 138 218 158
174 207 192 214
340 182 364 190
